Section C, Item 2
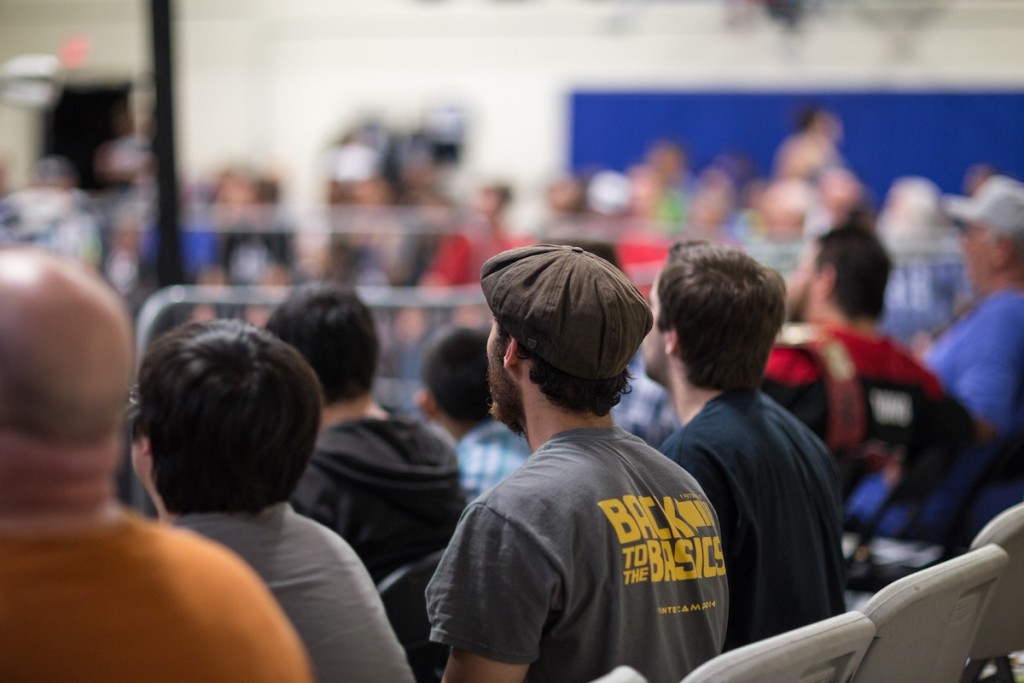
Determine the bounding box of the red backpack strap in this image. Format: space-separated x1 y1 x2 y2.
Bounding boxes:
778 324 867 452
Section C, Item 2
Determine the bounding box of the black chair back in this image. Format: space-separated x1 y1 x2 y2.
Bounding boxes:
377 549 448 683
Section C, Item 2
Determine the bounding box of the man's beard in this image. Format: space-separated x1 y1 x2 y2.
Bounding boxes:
487 348 526 438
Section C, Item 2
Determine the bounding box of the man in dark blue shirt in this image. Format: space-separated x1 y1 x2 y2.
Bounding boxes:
644 240 846 650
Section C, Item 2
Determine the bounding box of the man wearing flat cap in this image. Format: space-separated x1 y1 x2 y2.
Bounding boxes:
426 244 728 683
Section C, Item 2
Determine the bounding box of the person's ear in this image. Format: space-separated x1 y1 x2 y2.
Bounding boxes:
415 388 439 421
131 434 155 498
503 336 520 370
992 234 1016 269
131 434 152 482
813 263 837 301
664 327 681 359
132 435 172 521
503 335 531 382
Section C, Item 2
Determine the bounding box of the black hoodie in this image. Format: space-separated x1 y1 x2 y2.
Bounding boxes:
291 415 467 583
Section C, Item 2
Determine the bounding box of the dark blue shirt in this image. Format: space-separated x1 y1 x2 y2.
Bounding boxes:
660 389 846 650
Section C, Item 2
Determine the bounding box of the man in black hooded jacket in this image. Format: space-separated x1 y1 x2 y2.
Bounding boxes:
267 282 466 582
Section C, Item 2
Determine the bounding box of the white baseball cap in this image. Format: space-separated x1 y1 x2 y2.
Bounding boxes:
942 174 1024 250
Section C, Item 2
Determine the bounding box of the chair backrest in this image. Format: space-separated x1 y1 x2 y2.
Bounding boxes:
941 431 1024 555
966 502 1024 660
377 549 448 683
588 666 650 683
851 543 1008 683
681 612 876 683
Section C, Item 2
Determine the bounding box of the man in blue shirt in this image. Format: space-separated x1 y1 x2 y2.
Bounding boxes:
645 240 846 650
910 175 1024 542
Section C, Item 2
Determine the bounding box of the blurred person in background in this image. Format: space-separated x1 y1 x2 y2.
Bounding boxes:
763 226 975 521
101 202 155 312
877 176 948 243
93 100 152 194
728 177 770 243
535 172 587 240
877 176 969 348
326 175 407 286
803 166 871 237
685 166 739 242
645 138 690 228
581 168 675 284
419 182 526 287
756 177 813 242
628 161 684 236
0 155 101 266
584 169 632 234
324 127 383 206
212 166 294 287
772 105 845 183
867 175 1024 544
962 163 999 198
390 191 457 287
137 164 291 290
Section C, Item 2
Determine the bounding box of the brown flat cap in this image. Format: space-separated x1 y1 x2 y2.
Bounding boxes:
481 244 653 380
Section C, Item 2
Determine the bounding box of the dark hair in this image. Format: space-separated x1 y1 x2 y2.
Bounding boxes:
814 225 891 320
265 282 378 403
553 238 620 270
494 325 629 416
657 241 785 392
134 319 322 515
483 183 514 210
795 105 829 133
421 326 491 423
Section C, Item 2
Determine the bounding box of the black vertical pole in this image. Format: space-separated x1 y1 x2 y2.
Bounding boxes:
150 0 184 286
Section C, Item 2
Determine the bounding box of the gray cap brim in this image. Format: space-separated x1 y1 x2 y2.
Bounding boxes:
940 194 978 224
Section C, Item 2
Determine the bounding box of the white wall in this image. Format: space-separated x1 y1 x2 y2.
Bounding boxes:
1 0 1023 211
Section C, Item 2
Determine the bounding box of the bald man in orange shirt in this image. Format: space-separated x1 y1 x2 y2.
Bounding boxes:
0 247 312 683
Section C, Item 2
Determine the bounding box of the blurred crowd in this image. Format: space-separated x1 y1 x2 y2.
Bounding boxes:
0 105 993 337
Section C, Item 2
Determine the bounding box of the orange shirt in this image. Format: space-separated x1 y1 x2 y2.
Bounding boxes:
0 513 312 683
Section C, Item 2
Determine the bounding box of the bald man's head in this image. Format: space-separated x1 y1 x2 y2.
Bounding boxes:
0 248 133 444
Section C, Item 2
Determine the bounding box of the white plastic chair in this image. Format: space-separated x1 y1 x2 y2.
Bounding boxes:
681 612 875 683
851 543 1008 683
588 666 649 683
961 502 1024 683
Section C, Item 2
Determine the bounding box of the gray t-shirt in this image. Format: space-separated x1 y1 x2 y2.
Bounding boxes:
177 503 414 683
426 426 729 683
